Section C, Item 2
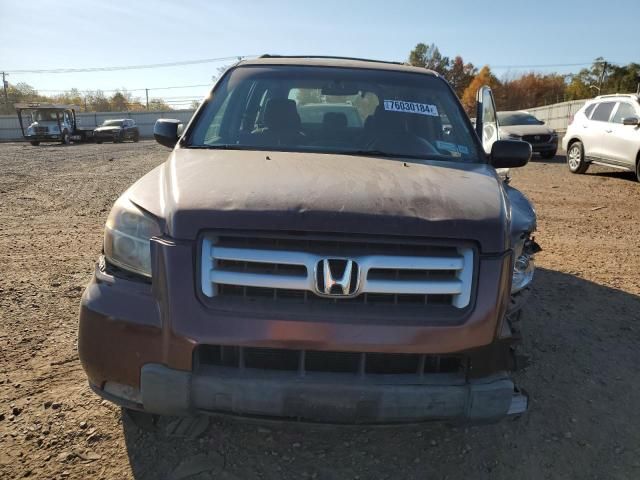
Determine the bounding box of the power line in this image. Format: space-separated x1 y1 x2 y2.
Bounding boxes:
491 60 619 69
35 83 211 93
4 55 254 74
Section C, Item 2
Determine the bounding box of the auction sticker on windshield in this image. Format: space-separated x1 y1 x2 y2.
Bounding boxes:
383 100 439 117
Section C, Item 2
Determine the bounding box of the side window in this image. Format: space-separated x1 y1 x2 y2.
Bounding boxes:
591 102 615 122
584 104 596 118
611 103 636 124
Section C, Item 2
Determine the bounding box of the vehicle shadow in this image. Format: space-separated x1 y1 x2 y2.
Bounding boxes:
530 153 565 164
121 267 640 480
588 169 637 182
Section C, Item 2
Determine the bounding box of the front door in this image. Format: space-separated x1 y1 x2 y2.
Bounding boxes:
586 101 616 160
475 86 499 154
606 102 640 168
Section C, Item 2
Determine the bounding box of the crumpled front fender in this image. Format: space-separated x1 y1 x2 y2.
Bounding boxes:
505 183 536 250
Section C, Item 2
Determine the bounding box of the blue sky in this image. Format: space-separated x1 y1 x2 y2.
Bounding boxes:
1 0 638 107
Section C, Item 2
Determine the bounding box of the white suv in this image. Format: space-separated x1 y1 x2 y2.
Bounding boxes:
563 94 640 180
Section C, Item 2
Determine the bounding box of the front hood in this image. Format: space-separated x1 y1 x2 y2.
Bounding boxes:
95 126 121 133
500 124 554 137
129 149 510 253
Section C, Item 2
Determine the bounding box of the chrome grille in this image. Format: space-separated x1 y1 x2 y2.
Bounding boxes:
201 234 474 308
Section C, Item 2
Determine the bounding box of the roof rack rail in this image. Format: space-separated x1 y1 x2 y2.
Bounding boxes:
258 54 407 66
595 93 640 99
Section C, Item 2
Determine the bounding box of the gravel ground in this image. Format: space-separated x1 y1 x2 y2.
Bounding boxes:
1 140 639 480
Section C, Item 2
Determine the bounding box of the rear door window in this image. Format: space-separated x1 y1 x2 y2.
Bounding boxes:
591 102 616 122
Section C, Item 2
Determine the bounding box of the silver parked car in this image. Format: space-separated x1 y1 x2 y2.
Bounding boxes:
497 111 558 159
562 94 640 180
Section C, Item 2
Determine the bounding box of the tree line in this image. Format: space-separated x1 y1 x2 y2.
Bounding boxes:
1 83 173 115
408 43 639 114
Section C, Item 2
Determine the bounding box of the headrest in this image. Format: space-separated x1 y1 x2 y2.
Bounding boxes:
323 112 348 130
264 98 301 131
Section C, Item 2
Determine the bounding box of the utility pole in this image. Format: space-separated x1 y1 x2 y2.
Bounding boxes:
145 88 149 110
598 62 608 94
2 72 9 114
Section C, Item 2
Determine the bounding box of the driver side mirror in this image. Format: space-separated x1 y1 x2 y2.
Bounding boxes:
623 116 640 126
154 119 182 148
490 140 531 168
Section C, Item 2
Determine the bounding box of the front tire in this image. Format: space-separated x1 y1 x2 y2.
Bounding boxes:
95 139 103 144
133 132 139 143
61 131 71 145
30 141 40 146
636 156 640 183
540 150 556 160
567 141 589 174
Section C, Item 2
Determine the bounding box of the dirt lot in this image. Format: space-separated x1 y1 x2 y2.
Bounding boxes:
1 140 639 480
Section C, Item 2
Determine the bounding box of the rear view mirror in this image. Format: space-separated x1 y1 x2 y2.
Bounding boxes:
153 119 181 148
490 140 531 168
623 116 640 126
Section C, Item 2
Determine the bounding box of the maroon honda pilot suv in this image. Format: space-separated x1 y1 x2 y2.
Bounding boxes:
78 55 536 424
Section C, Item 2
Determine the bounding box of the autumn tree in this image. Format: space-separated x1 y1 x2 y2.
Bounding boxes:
498 73 567 110
461 66 501 114
446 56 477 97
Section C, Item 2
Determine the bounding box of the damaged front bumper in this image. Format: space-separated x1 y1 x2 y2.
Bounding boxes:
91 363 527 424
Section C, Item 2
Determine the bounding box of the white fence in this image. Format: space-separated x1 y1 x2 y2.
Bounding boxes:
0 109 196 141
0 99 593 142
526 100 588 136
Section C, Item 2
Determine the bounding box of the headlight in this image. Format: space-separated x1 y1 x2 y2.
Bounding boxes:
512 253 535 293
103 197 161 277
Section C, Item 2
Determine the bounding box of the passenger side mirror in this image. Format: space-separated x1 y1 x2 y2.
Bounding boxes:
154 119 181 148
490 140 531 169
622 116 640 126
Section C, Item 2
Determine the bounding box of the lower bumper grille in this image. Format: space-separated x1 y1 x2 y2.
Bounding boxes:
523 134 552 143
195 345 464 376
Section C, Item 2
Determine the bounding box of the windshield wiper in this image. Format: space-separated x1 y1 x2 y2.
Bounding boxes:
186 144 255 150
333 150 437 161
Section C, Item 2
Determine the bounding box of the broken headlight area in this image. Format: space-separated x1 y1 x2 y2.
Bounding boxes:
511 237 541 294
103 196 161 278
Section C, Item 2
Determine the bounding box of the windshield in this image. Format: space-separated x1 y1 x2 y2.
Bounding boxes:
102 120 123 127
188 65 480 162
497 112 543 126
32 110 62 122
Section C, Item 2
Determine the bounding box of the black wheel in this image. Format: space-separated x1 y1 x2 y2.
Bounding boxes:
133 132 139 143
30 141 40 146
95 140 103 144
567 141 589 174
540 150 556 160
114 132 123 143
61 131 71 145
636 156 640 182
